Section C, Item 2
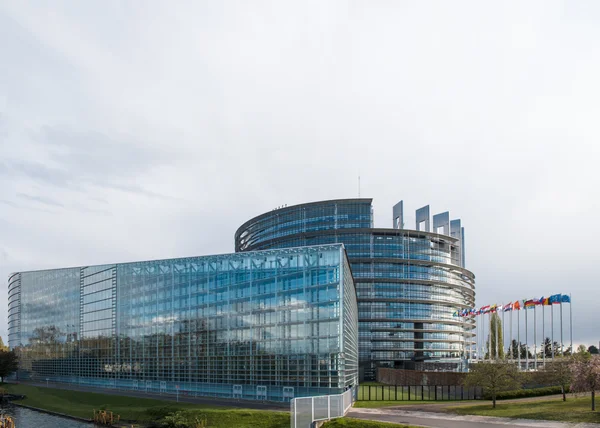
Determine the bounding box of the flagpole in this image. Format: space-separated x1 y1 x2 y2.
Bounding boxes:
534 304 537 370
560 298 564 356
495 310 499 359
542 302 545 367
478 313 481 361
502 306 505 359
551 302 554 360
477 313 481 361
517 307 521 369
569 294 573 355
488 312 492 361
477 314 483 361
525 305 529 370
510 308 513 362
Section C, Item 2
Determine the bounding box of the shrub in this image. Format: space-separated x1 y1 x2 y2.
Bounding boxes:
483 385 570 400
145 406 178 419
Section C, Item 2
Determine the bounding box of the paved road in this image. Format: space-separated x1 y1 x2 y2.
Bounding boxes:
348 407 600 428
6 380 288 411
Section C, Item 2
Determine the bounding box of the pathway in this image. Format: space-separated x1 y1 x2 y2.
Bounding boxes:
348 407 600 428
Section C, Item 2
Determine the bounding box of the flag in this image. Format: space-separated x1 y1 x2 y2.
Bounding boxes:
561 295 571 303
452 311 458 317
513 301 521 310
525 299 535 308
549 294 562 304
503 302 513 311
497 304 503 312
490 304 497 313
542 297 550 305
482 305 491 314
533 297 543 306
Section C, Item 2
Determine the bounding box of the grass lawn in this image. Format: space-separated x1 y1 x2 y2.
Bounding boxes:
449 395 600 424
1 383 290 427
322 417 420 427
354 400 454 408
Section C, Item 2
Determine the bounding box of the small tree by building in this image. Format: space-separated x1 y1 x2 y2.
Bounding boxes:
486 312 505 359
570 353 600 411
464 361 521 408
536 359 572 401
0 349 19 383
588 345 599 355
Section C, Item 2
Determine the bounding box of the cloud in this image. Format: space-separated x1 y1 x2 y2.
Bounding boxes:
0 1 599 348
1 125 182 200
17 192 64 208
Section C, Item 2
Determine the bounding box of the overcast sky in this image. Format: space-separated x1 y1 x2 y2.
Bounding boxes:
1 1 599 348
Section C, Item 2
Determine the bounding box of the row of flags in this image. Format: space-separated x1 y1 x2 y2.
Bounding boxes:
453 294 571 318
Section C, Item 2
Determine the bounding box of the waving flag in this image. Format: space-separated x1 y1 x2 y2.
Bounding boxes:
542 297 550 305
549 294 562 304
503 302 513 311
561 295 571 303
513 301 521 310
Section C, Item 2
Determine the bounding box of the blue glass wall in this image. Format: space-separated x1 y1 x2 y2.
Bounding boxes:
8 245 358 401
235 199 476 380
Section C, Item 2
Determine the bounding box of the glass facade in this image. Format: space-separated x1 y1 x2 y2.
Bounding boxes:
235 199 476 380
7 245 358 401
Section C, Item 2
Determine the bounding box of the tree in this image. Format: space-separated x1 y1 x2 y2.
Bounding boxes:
542 337 552 358
588 346 599 355
570 356 600 410
487 312 504 359
0 336 8 351
0 350 19 383
536 359 572 401
507 339 532 359
29 326 62 344
464 361 521 408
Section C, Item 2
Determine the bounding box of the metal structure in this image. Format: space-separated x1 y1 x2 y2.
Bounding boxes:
7 245 359 401
291 387 354 428
235 198 476 380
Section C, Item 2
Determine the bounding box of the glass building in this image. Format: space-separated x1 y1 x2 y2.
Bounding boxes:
7 244 358 401
235 199 476 380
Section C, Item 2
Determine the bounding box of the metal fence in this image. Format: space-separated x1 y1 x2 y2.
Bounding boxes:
291 388 355 428
357 385 483 401
17 375 302 402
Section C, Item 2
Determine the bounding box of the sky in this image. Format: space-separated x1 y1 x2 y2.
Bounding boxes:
1 1 599 348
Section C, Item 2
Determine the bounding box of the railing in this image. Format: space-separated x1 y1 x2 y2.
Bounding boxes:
357 385 482 401
19 375 303 403
291 388 355 428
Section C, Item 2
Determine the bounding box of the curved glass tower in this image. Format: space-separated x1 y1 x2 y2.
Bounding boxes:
235 198 476 380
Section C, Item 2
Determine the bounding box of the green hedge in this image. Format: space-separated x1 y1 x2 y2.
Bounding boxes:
483 386 570 400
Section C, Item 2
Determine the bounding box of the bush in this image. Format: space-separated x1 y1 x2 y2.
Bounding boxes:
145 406 178 419
483 385 570 400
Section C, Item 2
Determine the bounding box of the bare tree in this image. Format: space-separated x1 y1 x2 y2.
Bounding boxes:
464 361 521 408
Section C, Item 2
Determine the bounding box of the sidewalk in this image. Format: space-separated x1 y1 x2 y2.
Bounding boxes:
349 407 600 428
